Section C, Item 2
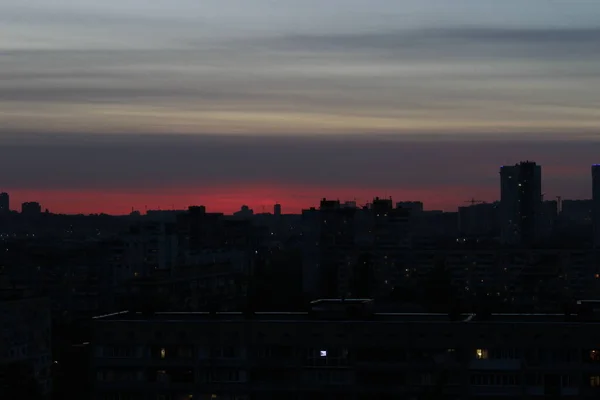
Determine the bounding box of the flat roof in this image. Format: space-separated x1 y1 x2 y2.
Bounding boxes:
92 311 579 324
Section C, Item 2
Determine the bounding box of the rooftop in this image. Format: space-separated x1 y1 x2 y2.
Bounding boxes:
92 310 581 324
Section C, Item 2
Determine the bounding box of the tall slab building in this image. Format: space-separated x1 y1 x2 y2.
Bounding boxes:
0 192 8 214
500 161 542 245
593 165 600 247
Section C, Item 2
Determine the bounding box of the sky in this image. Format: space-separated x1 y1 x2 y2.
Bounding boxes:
1 0 600 214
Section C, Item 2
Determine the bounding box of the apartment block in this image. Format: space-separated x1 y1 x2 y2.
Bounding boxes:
92 299 600 400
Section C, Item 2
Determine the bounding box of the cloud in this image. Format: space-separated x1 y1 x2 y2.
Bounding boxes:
1 5 599 136
445 27 600 43
0 133 596 201
262 27 600 61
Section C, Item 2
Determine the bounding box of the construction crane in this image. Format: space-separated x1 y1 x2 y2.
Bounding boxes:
464 198 485 206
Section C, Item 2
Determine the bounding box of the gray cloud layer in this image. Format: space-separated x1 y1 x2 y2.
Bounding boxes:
0 134 596 201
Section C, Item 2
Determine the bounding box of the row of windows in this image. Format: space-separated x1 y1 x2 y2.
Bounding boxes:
476 348 600 362
99 346 349 361
470 374 600 388
97 345 600 366
101 327 588 341
100 395 246 400
302 370 351 384
97 346 242 359
470 374 521 386
97 369 247 384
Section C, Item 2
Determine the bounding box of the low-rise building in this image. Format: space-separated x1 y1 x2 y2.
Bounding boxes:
92 299 600 399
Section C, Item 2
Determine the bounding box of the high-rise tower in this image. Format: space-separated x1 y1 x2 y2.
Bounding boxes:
0 192 9 214
500 161 542 245
593 165 600 247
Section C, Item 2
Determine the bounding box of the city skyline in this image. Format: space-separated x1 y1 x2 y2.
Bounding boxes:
2 156 599 215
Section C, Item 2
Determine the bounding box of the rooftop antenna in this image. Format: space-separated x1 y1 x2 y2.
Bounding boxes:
465 198 484 206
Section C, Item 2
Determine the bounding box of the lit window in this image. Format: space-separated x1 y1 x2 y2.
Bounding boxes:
476 349 488 359
160 348 166 359
591 376 600 387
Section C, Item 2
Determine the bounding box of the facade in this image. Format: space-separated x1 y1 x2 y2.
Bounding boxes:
308 198 413 300
21 201 42 216
540 200 558 240
318 199 356 298
500 162 542 245
109 221 178 285
396 201 424 214
0 294 53 396
0 192 9 214
593 165 600 247
92 300 600 400
458 203 500 238
561 199 593 226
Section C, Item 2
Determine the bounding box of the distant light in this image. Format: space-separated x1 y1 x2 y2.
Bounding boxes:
320 350 327 357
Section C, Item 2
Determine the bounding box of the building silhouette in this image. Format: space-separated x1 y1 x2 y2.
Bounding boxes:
396 201 424 214
561 199 592 226
500 161 542 245
21 201 42 217
593 165 600 247
0 192 8 214
233 205 254 218
458 202 499 238
274 203 281 216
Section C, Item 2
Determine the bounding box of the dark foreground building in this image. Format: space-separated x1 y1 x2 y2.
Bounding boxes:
0 293 52 397
92 299 600 400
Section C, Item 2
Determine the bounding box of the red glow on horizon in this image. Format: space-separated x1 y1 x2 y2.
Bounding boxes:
4 184 498 215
